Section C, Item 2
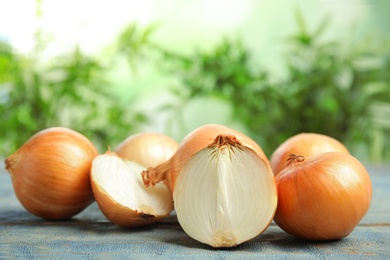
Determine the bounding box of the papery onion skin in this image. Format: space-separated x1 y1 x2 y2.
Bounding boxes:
115 132 178 168
91 173 167 228
142 124 269 193
274 152 372 241
5 127 98 220
92 183 163 228
270 133 349 175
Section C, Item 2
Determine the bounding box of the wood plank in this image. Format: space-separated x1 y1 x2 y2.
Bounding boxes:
1 164 389 258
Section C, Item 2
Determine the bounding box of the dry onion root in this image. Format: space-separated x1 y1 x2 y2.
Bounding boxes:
270 133 350 175
173 134 277 247
90 151 173 228
4 127 98 220
274 152 372 241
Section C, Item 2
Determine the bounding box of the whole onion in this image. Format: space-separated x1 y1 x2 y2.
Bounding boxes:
274 152 372 241
5 127 98 220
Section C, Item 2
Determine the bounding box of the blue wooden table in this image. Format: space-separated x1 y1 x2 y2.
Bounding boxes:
1 163 389 259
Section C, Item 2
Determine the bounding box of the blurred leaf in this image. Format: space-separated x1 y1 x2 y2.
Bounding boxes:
0 32 149 156
313 14 331 38
155 13 390 161
113 23 158 73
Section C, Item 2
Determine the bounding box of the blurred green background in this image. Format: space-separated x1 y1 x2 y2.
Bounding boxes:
1 0 390 163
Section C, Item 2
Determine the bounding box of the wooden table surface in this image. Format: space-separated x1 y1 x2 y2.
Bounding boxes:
0 163 389 259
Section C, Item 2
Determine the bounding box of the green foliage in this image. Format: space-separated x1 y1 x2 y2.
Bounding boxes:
112 23 158 72
0 29 148 156
150 14 390 161
280 18 390 161
2 10 390 162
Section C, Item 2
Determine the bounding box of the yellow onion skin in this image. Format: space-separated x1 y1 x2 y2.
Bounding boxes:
91 179 168 228
270 133 350 175
142 124 269 193
5 127 98 220
274 152 372 241
115 132 178 168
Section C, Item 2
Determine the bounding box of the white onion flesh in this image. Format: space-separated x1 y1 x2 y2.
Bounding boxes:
92 153 172 216
173 144 277 247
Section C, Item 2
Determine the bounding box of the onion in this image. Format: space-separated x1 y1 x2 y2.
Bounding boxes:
91 132 177 227
270 133 349 175
4 127 98 220
274 152 372 241
142 124 269 193
173 134 277 247
115 132 178 168
90 151 173 228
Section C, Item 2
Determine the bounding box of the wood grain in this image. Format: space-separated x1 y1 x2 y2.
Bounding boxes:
1 164 389 258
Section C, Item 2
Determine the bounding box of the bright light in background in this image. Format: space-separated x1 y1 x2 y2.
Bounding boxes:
0 0 371 56
41 0 157 54
0 0 252 55
196 0 249 30
0 0 36 52
315 0 369 27
0 0 157 54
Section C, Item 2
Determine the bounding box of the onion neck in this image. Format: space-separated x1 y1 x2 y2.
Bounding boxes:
287 154 306 165
141 159 171 189
207 134 243 149
141 135 246 193
4 153 17 173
